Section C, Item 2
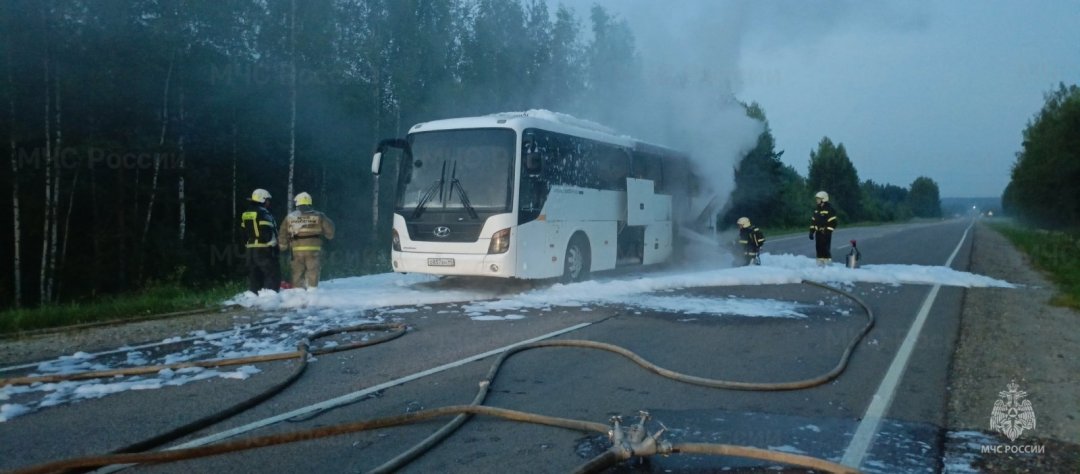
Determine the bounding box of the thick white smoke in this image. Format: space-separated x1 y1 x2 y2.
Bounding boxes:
569 0 764 222
565 1 764 267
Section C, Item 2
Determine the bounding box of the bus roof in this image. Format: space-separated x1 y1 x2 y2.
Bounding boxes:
408 110 683 156
409 110 629 145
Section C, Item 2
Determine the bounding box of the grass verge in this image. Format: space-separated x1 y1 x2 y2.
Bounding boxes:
0 282 243 336
989 220 1080 309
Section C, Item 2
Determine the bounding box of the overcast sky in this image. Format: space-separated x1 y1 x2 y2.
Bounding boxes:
563 1 1079 198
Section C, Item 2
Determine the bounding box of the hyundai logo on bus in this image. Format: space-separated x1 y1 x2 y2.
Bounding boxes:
434 226 451 238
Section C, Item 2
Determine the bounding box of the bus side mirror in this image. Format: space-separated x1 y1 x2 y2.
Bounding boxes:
371 151 383 175
372 138 408 176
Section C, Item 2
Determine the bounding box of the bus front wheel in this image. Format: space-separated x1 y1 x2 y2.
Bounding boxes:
562 234 591 283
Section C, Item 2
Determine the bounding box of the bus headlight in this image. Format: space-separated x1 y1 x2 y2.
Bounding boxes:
392 229 402 251
488 228 510 254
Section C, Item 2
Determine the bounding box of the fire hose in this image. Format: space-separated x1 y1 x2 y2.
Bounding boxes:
368 279 871 473
9 280 871 473
1 322 407 457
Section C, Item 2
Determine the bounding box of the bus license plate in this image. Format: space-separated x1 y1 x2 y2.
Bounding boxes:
427 258 455 267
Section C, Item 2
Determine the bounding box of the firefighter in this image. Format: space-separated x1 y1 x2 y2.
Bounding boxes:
736 217 765 266
241 188 281 293
279 192 336 289
809 190 838 266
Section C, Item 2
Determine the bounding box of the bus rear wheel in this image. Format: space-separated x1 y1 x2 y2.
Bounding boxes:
562 234 591 283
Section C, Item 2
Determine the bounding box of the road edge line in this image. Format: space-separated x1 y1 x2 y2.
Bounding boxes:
840 220 972 468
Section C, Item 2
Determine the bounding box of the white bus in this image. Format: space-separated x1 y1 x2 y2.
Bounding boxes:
371 110 702 282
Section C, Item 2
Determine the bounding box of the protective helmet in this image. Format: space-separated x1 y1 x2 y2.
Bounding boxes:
294 192 313 206
251 188 272 203
736 217 751 228
815 191 829 202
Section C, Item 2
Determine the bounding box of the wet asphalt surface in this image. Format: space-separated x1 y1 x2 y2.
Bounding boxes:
0 220 975 473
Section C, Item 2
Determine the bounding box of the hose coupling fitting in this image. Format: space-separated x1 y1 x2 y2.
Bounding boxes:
606 411 672 458
627 411 650 444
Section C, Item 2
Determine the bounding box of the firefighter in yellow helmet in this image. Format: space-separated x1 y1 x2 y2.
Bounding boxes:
240 188 281 293
809 190 838 266
736 217 765 266
279 192 336 289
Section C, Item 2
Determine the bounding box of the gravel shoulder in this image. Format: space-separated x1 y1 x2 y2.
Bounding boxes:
945 220 1080 470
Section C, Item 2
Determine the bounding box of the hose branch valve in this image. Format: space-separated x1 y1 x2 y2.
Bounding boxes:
606 411 673 460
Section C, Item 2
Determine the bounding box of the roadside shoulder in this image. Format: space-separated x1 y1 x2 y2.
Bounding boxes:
0 309 254 367
946 221 1080 466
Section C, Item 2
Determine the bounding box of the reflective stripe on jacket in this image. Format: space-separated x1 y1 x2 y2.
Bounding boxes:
241 205 278 249
280 208 335 252
739 226 766 254
810 202 838 233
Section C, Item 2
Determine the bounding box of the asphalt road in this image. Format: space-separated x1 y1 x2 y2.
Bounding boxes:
0 219 977 473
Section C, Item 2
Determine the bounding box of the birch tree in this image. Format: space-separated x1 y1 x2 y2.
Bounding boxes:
141 53 173 245
57 169 78 299
5 31 20 308
46 68 63 302
364 2 388 235
370 40 381 235
286 0 297 212
38 4 55 304
177 88 186 241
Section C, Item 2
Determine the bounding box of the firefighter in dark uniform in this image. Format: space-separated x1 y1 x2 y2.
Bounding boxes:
279 192 336 289
809 190 838 266
241 188 281 293
736 217 765 266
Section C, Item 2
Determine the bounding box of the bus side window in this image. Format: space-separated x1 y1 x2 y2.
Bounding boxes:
631 152 663 190
596 145 629 191
519 130 552 218
552 135 572 185
523 139 542 176
631 153 644 179
649 155 664 192
574 138 598 188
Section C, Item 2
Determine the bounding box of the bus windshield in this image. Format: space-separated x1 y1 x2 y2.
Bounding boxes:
397 128 516 214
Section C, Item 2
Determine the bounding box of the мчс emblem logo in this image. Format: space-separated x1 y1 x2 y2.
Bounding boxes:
990 382 1036 442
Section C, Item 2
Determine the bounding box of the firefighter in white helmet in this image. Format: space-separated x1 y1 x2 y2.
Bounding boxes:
736 217 765 266
240 188 281 293
279 192 336 289
809 190 838 266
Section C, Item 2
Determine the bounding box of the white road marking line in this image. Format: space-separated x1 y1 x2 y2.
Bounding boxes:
840 220 972 468
91 321 596 472
183 322 590 447
93 321 595 473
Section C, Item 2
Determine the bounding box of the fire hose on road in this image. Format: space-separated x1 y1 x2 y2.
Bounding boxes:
1 322 407 457
8 280 871 473
368 279 872 473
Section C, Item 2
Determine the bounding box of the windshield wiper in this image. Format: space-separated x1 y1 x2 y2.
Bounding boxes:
448 161 479 219
411 161 447 219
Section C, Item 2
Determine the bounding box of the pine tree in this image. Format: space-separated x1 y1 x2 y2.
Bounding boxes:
808 137 862 222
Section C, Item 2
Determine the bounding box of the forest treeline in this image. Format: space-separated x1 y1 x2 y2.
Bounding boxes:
721 103 941 230
1003 83 1080 229
1 0 941 310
